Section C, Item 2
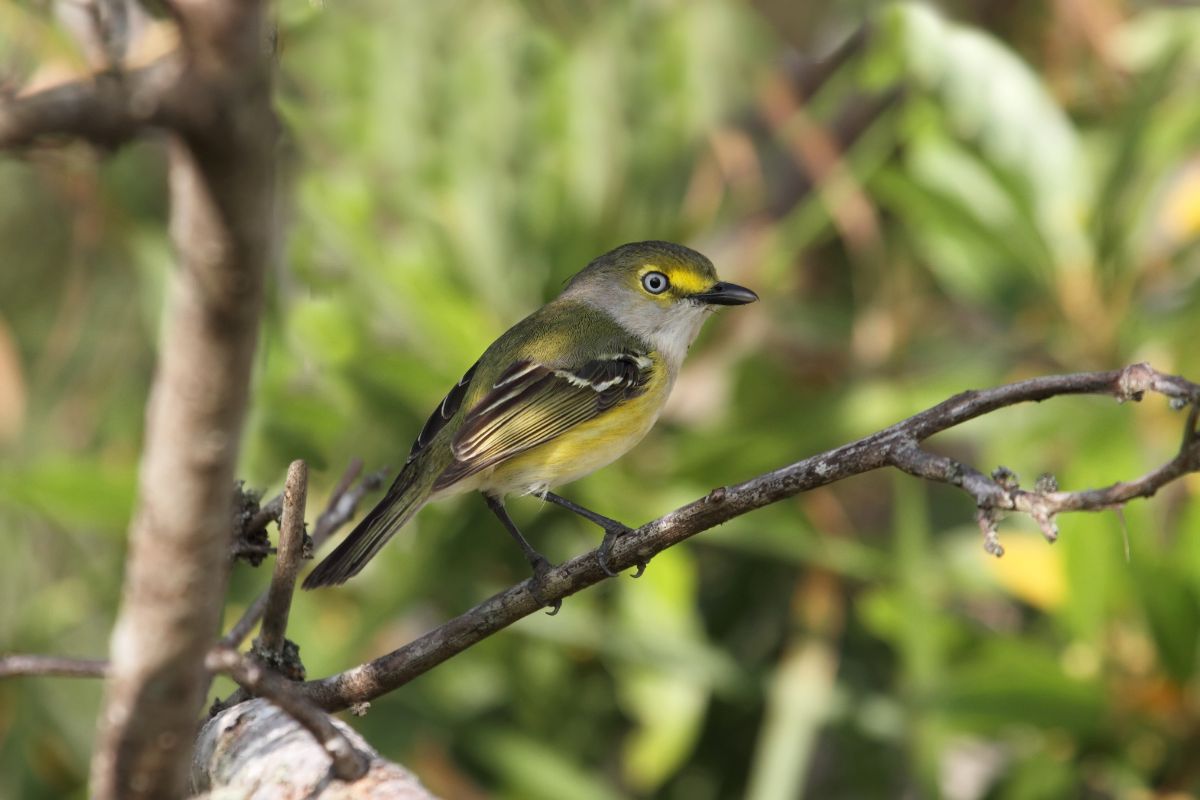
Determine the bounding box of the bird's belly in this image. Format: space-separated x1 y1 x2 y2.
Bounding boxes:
480 373 670 497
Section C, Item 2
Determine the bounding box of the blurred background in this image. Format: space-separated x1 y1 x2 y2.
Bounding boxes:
3 0 1200 797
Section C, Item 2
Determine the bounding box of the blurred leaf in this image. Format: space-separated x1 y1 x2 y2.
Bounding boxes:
937 639 1105 733
1132 560 1200 682
1091 39 1190 277
0 458 133 530
881 1 1091 274
987 534 1066 612
614 548 709 791
619 670 707 793
745 639 838 800
996 750 1076 800
467 728 622 800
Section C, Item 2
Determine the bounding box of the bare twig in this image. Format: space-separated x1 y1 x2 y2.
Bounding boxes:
283 363 1199 713
242 492 284 542
255 460 308 663
312 464 389 547
205 647 368 782
314 459 365 549
333 458 365 492
886 367 1200 552
219 598 269 657
0 654 108 679
220 461 387 650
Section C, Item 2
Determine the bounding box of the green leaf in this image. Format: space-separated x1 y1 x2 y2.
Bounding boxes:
937 639 1105 734
1132 560 1200 682
468 728 623 800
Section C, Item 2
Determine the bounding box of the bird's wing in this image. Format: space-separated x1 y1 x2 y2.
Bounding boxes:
407 360 479 464
433 350 654 491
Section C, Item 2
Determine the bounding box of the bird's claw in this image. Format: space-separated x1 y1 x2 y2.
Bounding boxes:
598 525 644 578
529 555 561 616
597 552 619 578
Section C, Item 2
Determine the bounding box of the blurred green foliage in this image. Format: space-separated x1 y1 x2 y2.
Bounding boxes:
2 1 1200 798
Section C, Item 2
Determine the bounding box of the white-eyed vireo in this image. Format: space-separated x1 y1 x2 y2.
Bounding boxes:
303 241 757 610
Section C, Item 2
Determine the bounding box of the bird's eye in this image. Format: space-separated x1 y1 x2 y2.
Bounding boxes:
641 271 669 294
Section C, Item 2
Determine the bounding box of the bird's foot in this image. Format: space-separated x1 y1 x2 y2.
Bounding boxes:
597 525 647 578
528 554 561 616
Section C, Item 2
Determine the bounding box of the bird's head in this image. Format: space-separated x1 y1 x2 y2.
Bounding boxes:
561 241 757 367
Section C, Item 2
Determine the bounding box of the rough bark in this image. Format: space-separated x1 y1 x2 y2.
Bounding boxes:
192 699 435 799
86 2 278 796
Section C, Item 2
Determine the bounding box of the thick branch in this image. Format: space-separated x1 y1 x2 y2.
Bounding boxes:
88 2 278 797
289 363 1199 712
205 648 367 782
193 698 434 798
0 55 192 150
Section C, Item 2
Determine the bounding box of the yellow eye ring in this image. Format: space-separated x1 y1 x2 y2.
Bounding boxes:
641 271 669 294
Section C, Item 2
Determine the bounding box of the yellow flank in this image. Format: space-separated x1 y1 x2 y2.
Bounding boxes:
484 353 671 495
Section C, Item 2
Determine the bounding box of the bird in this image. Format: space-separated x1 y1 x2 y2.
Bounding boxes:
302 241 758 612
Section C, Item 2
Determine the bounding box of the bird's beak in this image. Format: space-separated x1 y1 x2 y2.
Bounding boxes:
693 281 759 306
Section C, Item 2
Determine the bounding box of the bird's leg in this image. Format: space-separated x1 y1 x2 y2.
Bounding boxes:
539 492 645 578
482 493 560 615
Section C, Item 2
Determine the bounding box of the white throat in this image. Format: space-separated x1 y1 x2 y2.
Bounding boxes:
564 283 716 376
637 303 711 374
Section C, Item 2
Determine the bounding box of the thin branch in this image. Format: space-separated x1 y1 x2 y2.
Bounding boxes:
313 458 366 550
887 369 1200 551
255 460 308 663
205 647 368 783
219 596 268 655
220 461 386 650
243 492 284 541
0 654 108 679
286 363 1200 712
312 464 389 548
13 365 1199 719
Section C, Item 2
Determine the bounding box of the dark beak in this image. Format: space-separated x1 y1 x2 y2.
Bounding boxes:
693 281 759 306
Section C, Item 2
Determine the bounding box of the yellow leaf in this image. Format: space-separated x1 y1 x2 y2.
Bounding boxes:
988 534 1065 610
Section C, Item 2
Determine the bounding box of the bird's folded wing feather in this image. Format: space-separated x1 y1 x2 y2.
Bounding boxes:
433 351 653 490
407 361 478 464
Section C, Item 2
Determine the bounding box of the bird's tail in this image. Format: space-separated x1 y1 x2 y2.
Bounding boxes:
302 462 430 589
